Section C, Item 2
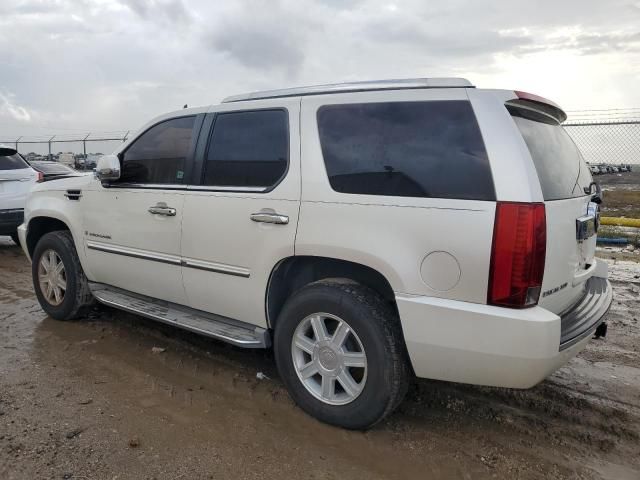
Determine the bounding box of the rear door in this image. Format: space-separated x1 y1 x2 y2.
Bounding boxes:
508 106 596 314
181 100 300 327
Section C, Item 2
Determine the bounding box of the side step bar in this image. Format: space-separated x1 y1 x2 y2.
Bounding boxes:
89 283 270 348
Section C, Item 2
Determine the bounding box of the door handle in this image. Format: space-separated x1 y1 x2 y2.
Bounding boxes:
148 202 176 216
250 210 289 225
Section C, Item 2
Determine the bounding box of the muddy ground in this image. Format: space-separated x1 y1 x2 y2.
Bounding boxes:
0 240 639 480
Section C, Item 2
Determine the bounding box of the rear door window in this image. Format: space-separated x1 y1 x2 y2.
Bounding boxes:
0 154 29 170
202 109 288 189
509 107 591 201
316 101 494 200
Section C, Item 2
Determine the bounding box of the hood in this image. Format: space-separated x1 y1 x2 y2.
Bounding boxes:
31 172 94 192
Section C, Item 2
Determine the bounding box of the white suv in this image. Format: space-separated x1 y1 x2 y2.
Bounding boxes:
18 79 612 429
0 146 39 244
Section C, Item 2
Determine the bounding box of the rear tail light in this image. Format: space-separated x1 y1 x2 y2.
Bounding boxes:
488 202 546 308
36 171 44 182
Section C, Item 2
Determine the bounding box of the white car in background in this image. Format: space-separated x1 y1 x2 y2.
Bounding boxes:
0 146 40 245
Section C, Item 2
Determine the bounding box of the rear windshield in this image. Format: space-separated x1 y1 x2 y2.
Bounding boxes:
31 162 75 175
509 107 591 201
317 101 495 201
0 153 29 170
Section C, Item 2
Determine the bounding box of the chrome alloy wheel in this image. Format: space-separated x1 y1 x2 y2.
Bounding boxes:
291 313 367 405
38 249 67 306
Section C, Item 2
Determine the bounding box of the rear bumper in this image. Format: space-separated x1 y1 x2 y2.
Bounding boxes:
560 276 612 349
396 276 612 388
0 208 24 235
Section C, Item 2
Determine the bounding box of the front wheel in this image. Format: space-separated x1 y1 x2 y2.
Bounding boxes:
32 230 95 320
274 281 410 429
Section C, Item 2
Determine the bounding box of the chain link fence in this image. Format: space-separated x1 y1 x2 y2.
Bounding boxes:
0 132 130 161
3 111 640 167
564 109 640 165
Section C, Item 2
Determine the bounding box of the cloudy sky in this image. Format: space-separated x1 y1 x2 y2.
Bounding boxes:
1 0 640 150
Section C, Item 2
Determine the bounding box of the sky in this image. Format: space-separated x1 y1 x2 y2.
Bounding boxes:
1 0 640 154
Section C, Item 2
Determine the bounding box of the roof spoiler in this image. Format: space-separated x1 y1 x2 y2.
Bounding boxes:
506 91 567 124
0 144 18 156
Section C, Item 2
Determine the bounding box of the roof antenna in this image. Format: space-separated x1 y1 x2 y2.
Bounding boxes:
183 104 188 109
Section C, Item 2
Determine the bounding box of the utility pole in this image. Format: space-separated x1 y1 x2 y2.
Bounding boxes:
83 133 90 157
48 135 55 161
15 136 21 151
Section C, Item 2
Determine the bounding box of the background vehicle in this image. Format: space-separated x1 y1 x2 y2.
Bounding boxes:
0 146 39 245
28 161 79 181
18 79 612 429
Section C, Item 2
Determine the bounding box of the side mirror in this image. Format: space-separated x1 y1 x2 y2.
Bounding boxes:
95 154 121 182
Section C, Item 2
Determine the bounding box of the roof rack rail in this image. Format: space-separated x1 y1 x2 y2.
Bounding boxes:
222 78 474 103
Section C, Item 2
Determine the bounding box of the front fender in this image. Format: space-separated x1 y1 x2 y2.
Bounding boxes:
25 191 94 280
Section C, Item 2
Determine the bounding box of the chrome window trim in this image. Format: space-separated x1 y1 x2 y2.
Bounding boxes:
108 183 185 190
187 185 267 193
106 183 267 193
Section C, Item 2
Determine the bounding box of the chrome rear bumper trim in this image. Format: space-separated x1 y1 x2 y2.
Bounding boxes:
559 276 612 350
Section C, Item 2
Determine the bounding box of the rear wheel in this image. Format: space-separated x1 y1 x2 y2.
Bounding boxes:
274 280 410 429
32 231 94 320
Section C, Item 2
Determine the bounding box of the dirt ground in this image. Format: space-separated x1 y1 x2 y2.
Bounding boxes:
0 240 638 480
599 171 640 218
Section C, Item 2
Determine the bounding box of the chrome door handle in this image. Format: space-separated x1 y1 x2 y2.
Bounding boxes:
148 202 176 216
250 210 289 225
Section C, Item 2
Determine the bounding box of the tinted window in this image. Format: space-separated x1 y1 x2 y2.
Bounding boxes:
509 107 591 201
203 110 288 188
0 154 29 170
31 161 75 175
121 116 195 184
317 101 494 200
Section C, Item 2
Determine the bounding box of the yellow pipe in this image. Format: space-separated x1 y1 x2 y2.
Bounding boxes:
600 217 640 228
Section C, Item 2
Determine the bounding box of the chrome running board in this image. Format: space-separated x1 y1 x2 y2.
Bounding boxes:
89 283 270 348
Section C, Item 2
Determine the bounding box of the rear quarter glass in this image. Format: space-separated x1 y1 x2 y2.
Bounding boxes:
316 100 495 201
508 107 592 201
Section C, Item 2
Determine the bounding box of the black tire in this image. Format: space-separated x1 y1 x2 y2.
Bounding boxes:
32 230 95 320
274 280 410 430
10 232 20 246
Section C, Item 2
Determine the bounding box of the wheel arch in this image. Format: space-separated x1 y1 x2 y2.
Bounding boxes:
26 215 72 258
266 256 397 329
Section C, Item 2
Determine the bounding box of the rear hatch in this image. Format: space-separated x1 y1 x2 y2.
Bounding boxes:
508 101 596 315
0 152 38 210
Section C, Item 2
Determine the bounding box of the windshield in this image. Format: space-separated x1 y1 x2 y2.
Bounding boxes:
0 153 29 170
509 107 592 201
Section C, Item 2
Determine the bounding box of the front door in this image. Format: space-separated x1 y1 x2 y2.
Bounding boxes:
83 115 200 305
181 101 301 327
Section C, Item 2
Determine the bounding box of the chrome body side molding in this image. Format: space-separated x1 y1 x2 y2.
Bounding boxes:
86 240 250 277
181 258 250 277
86 240 182 266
